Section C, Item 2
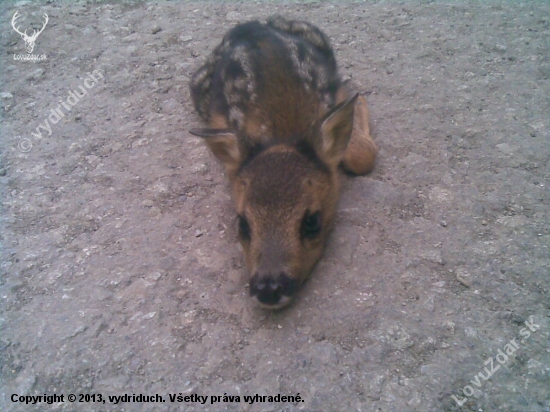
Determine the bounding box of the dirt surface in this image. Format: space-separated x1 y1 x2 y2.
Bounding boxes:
1 1 549 411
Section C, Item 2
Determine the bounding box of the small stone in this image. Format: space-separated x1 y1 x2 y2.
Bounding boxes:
314 332 326 341
146 272 162 283
194 229 203 237
148 207 160 218
151 25 162 34
191 163 209 175
496 143 514 155
0 168 6 176
226 11 241 21
68 325 88 338
456 275 471 287
180 35 193 42
1 92 13 99
26 68 44 81
132 138 149 148
142 199 154 208
481 220 488 226
439 220 447 227
420 250 443 264
86 155 99 164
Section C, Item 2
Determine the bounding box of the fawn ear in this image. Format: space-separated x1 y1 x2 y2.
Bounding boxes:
315 94 358 168
189 128 242 175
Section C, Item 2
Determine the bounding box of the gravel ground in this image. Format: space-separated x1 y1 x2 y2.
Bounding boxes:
1 1 549 411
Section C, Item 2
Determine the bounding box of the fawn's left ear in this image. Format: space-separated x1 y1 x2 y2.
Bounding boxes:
190 128 242 176
315 94 358 168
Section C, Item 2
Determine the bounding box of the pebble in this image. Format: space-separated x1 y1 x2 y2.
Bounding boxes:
226 11 241 21
496 143 514 155
146 272 162 283
456 274 471 287
152 25 162 34
481 220 488 225
26 68 44 81
439 220 447 227
142 199 154 207
191 163 209 175
143 312 156 320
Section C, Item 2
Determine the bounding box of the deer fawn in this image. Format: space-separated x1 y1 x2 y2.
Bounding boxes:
190 16 377 308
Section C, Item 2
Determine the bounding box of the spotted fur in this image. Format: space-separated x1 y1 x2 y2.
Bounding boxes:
190 16 340 137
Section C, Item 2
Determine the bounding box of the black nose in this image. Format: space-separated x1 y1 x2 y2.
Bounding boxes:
249 272 297 306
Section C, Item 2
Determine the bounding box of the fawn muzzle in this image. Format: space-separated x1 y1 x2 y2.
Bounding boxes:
249 272 298 307
247 235 299 307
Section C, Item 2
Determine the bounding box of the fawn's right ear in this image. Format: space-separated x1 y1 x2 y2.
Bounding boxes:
315 94 358 169
189 128 242 173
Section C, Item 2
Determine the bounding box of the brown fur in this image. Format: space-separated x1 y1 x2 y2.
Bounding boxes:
342 94 378 175
189 17 377 308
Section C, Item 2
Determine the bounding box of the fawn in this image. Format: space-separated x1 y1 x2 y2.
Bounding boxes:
189 16 377 308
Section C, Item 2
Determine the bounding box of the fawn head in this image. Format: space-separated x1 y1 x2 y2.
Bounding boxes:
191 95 357 308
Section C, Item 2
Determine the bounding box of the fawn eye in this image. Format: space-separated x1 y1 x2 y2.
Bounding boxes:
238 215 251 241
301 211 322 239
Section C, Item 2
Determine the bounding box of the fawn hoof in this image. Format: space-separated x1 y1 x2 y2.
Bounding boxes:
249 273 298 308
